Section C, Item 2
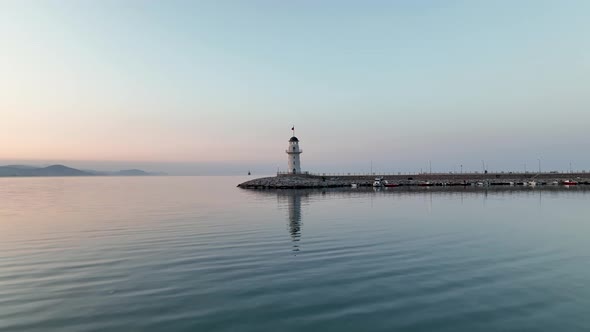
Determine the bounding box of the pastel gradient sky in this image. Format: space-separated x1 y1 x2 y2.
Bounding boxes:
1 1 589 174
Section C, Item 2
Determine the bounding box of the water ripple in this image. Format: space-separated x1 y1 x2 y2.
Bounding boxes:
1 177 590 331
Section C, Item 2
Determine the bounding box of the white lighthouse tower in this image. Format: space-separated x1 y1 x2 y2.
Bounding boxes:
286 128 302 174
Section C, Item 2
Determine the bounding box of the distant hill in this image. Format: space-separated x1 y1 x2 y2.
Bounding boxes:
0 164 92 177
3 165 39 170
0 165 166 177
98 169 167 176
114 169 150 176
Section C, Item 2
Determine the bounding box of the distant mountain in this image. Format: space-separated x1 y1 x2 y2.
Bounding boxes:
35 165 92 176
98 169 167 176
0 165 166 177
115 169 150 176
3 165 39 169
0 164 92 177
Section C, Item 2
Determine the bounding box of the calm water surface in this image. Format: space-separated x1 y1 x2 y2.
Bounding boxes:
1 176 590 331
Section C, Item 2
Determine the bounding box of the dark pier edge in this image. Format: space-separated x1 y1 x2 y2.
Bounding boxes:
238 172 590 189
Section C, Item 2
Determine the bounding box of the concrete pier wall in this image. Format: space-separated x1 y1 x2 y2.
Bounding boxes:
238 172 590 189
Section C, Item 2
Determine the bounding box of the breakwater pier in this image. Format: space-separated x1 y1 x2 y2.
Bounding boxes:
238 172 590 189
241 133 590 189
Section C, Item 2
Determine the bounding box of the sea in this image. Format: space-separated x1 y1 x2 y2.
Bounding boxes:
1 176 589 332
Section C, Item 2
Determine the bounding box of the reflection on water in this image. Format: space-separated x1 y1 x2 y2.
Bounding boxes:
2 177 590 332
277 192 307 253
249 185 590 256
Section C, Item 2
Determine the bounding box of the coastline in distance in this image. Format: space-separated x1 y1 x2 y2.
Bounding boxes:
0 164 166 177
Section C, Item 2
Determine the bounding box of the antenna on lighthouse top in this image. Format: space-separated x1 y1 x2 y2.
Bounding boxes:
291 125 295 137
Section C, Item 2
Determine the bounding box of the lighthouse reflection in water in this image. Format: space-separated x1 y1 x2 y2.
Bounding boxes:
277 190 308 253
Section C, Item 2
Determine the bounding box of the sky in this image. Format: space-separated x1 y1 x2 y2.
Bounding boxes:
1 0 589 175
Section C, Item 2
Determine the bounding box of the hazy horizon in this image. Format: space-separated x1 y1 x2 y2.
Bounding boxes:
1 157 588 176
2 1 589 174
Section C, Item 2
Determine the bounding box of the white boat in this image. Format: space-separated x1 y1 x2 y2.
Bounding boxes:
528 181 537 187
351 183 358 188
372 177 384 187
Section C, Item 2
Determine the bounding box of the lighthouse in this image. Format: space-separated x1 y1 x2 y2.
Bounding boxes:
286 129 302 174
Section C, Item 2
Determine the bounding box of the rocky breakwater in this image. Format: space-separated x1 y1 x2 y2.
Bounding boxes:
237 174 362 189
238 172 590 189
